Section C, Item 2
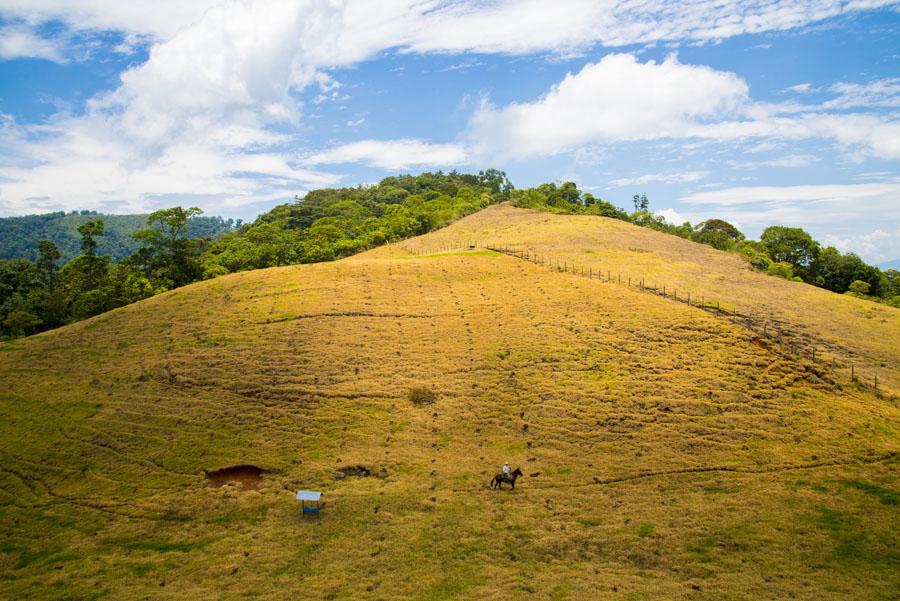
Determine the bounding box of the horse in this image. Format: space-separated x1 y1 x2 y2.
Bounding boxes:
490 467 523 489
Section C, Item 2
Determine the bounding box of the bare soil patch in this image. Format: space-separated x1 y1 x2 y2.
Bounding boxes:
205 465 265 490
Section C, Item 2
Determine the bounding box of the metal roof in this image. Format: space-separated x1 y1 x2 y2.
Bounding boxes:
296 490 322 501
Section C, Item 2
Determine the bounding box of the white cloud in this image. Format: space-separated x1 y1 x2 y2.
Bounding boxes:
468 53 749 161
1 0 898 216
681 182 900 207
2 1 896 60
0 23 65 61
824 77 900 109
468 53 900 162
608 170 710 188
676 182 900 260
305 139 467 170
726 154 820 168
784 82 815 94
822 226 900 263
0 1 362 214
655 208 689 225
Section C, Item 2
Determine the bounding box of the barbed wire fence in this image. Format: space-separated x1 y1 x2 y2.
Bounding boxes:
399 239 893 400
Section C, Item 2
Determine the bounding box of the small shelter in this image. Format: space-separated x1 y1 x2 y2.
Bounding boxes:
296 490 322 516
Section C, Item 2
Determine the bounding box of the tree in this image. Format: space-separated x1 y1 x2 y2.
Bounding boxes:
760 226 820 280
35 240 61 286
639 193 649 212
632 194 640 212
816 247 880 294
76 219 105 256
132 207 205 288
694 219 744 251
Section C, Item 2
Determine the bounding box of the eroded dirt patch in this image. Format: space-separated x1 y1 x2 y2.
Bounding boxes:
205 465 265 490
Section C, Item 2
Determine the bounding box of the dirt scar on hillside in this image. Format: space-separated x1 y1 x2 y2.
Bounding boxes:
204 465 264 490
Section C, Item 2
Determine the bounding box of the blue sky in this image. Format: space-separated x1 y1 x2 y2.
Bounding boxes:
0 1 898 263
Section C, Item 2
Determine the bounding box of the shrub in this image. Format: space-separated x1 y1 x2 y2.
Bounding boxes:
767 262 795 280
847 280 871 295
408 387 437 406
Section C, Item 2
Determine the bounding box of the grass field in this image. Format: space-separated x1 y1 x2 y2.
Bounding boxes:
403 204 900 395
0 206 898 599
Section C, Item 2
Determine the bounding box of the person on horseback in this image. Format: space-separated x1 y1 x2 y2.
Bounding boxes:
502 462 510 479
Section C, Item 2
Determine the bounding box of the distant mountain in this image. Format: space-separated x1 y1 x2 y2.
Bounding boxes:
878 258 900 271
0 211 239 262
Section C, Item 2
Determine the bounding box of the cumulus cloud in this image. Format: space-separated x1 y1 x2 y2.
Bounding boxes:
305 139 467 170
0 1 363 214
468 53 749 160
655 208 689 225
468 53 900 162
822 226 900 263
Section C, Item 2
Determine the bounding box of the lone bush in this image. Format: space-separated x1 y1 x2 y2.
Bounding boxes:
408 386 437 406
847 280 871 295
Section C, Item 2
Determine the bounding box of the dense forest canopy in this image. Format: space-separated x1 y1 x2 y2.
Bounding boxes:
0 170 896 340
0 211 238 263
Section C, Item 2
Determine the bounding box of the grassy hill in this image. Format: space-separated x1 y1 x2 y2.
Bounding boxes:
0 205 897 599
405 204 900 396
0 212 236 262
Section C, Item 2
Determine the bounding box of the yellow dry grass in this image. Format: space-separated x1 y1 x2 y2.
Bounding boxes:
403 204 900 396
0 209 898 600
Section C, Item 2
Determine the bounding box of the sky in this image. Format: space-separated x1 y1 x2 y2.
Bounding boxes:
0 1 898 264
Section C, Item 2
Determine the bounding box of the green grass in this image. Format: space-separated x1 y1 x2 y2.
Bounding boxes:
843 479 899 505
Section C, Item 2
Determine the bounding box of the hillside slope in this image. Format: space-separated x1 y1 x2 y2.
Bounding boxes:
404 204 900 395
0 210 897 599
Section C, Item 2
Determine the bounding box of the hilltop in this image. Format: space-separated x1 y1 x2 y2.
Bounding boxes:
0 211 236 263
0 205 897 599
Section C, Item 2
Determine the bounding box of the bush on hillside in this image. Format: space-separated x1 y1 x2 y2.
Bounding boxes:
847 280 871 295
767 262 795 280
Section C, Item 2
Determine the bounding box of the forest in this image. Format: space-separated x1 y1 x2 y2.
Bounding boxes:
0 211 237 262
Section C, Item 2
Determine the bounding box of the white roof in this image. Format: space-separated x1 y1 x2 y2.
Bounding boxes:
296 490 322 501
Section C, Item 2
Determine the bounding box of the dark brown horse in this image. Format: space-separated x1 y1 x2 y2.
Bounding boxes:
490 467 523 489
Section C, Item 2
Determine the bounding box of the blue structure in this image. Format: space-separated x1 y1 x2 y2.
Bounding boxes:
296 490 322 515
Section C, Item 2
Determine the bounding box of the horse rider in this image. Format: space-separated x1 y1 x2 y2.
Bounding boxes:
502 462 510 480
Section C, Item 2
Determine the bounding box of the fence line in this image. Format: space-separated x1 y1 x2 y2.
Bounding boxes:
399 239 890 399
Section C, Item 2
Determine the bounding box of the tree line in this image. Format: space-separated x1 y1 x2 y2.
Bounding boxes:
509 182 899 307
0 170 510 338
